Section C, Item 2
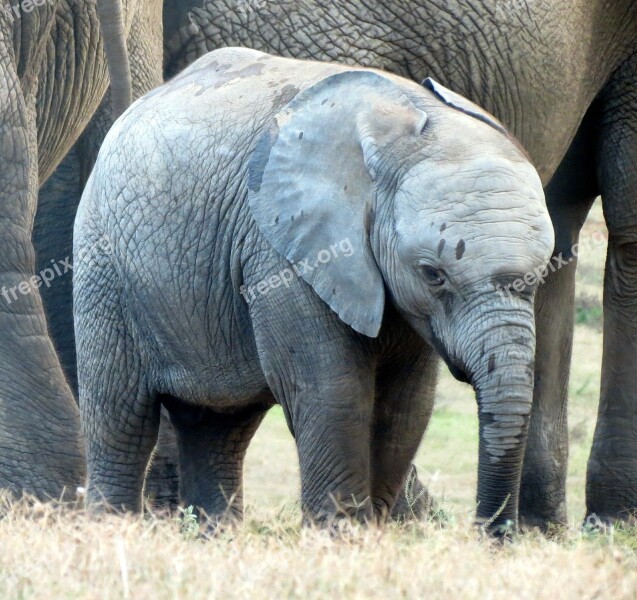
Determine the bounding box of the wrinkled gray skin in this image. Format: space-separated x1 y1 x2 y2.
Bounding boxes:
0 0 162 501
74 48 553 532
162 0 637 528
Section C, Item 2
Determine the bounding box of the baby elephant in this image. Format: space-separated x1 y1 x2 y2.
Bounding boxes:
74 47 553 533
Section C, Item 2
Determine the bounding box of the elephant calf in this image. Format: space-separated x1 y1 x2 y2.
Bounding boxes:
74 48 554 533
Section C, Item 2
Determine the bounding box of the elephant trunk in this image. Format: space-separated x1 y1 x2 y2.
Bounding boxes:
96 0 132 118
464 312 536 534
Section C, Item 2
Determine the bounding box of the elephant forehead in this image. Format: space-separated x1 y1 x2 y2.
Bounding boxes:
393 157 554 273
396 155 547 222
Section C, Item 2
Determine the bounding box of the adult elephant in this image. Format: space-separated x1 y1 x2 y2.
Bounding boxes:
161 0 637 528
0 0 162 501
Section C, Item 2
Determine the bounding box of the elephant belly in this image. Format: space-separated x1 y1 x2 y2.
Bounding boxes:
124 228 269 408
153 347 269 410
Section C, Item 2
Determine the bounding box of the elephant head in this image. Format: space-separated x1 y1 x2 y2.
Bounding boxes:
248 70 554 532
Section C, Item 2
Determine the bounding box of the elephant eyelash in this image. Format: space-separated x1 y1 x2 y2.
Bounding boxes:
421 265 446 287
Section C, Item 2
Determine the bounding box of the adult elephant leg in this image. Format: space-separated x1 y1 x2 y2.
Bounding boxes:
371 321 438 521
587 55 637 523
36 145 88 394
37 0 164 392
36 95 116 394
0 59 84 499
519 111 598 530
163 397 269 522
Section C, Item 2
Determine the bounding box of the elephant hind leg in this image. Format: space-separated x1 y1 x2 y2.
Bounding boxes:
162 395 270 524
74 237 159 513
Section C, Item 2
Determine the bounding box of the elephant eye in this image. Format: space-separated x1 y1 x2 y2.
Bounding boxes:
421 265 446 287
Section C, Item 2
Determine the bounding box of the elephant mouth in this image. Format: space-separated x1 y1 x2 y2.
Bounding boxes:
445 359 471 384
428 329 471 384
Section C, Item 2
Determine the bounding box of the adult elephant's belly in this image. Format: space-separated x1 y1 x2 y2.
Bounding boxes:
35 1 111 183
164 0 622 186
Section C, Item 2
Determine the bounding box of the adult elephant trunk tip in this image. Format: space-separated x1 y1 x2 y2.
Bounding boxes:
97 0 132 118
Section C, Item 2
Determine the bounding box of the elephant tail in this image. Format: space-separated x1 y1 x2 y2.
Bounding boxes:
96 0 132 118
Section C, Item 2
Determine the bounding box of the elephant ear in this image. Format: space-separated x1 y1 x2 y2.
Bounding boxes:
422 77 508 135
248 71 428 338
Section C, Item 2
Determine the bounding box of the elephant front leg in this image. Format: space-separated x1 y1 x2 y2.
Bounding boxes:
293 378 376 528
520 263 574 530
587 55 637 524
371 335 438 521
164 398 268 524
0 62 85 499
248 278 378 528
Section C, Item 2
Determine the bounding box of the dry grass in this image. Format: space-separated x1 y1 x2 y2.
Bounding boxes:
1 497 636 600
1 200 625 599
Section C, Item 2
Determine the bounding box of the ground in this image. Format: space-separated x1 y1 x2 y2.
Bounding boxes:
2 201 636 599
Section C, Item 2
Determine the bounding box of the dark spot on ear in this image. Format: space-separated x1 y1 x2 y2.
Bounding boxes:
321 98 328 105
298 131 304 140
488 353 496 374
437 239 446 257
344 185 348 191
440 223 447 232
274 216 279 225
331 102 336 107
456 240 466 260
290 214 294 222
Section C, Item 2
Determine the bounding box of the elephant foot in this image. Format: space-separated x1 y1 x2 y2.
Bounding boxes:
177 505 242 540
586 458 637 526
390 465 442 523
518 512 567 536
144 409 180 513
519 463 568 533
518 502 568 535
144 453 179 513
582 511 617 533
301 492 375 532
